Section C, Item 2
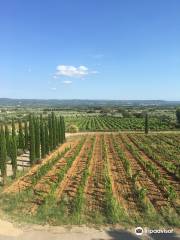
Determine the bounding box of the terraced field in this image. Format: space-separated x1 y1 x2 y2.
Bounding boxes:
0 133 180 226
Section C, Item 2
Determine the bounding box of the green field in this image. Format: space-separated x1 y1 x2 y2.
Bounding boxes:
65 115 176 132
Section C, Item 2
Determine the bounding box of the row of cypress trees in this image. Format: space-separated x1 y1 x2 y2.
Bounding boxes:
0 122 17 185
29 112 65 165
0 112 65 185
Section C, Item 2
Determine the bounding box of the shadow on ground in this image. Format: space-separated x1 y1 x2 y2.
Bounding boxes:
149 232 178 240
92 229 140 240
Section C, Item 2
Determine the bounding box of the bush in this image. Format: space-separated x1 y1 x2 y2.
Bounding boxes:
67 124 79 133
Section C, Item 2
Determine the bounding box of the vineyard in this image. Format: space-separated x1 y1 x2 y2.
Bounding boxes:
1 133 179 227
65 116 175 132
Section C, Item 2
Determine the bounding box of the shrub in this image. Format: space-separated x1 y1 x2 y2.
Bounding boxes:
67 124 79 133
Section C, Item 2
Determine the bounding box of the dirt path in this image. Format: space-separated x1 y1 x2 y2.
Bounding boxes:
0 219 180 240
66 131 180 138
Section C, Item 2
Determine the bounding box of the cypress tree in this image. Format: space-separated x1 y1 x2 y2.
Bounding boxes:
52 112 56 149
45 123 49 154
12 119 16 139
24 121 29 150
58 118 61 144
10 137 17 178
145 113 149 134
59 117 63 144
41 122 46 158
0 126 7 185
29 114 35 165
35 117 40 161
18 120 24 150
60 116 65 143
55 117 59 146
5 124 10 157
62 116 65 142
48 114 53 151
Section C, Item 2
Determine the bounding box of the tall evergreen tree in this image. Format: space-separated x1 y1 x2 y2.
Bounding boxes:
60 116 65 143
58 118 61 144
41 122 46 158
12 119 16 139
0 126 7 185
59 116 63 144
35 118 40 160
24 121 29 150
29 115 35 165
5 124 10 157
45 123 49 154
48 114 53 151
18 120 24 150
145 113 149 134
10 137 17 178
55 117 59 146
62 116 65 142
52 112 56 149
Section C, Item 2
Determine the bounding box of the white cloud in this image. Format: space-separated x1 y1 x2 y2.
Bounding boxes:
62 80 72 84
55 65 88 78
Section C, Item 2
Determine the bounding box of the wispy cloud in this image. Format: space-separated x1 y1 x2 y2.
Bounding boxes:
62 80 72 84
53 64 98 82
55 65 89 78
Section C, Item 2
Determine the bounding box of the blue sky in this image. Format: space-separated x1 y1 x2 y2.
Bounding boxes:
0 0 179 100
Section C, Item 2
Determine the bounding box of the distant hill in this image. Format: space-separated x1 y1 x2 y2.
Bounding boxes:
0 98 180 107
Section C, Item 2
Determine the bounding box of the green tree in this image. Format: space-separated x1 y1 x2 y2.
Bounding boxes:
62 116 65 142
145 113 149 134
176 108 180 126
59 116 64 143
29 115 36 165
41 122 46 158
0 126 7 185
52 112 56 149
24 121 29 150
10 137 17 178
12 119 16 139
45 123 49 154
35 118 40 160
48 114 53 151
55 117 59 146
57 119 61 144
18 120 24 150
60 116 65 142
5 124 10 156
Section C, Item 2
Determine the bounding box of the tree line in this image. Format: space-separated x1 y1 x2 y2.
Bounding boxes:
0 112 65 185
